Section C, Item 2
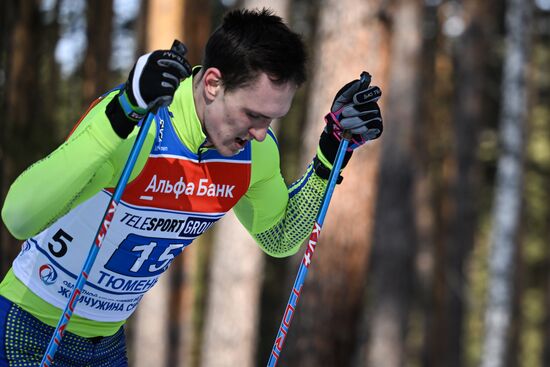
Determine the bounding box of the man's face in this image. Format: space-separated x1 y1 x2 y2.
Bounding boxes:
202 72 297 156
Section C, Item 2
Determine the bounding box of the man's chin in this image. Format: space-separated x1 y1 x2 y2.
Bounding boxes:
217 150 236 157
206 138 244 157
216 145 241 157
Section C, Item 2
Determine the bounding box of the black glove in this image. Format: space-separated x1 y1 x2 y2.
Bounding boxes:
106 40 192 138
314 72 383 181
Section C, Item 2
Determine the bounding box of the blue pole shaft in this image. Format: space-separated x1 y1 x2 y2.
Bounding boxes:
267 133 351 367
40 112 156 367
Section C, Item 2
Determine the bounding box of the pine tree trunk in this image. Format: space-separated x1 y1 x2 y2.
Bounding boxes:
480 0 531 366
360 1 423 366
82 0 113 105
414 4 439 367
0 0 20 277
1 0 43 276
280 0 390 366
438 1 492 366
145 0 184 52
182 0 211 66
199 214 265 367
542 12 550 363
544 243 550 366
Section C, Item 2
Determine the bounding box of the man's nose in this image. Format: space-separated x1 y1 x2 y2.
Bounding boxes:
248 126 269 142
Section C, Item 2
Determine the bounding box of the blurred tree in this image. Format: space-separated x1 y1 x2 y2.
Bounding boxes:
541 17 550 365
521 7 550 367
144 0 184 52
279 0 390 366
359 0 423 366
413 2 440 366
1 0 60 277
429 1 496 366
182 0 211 65
199 215 265 367
411 3 466 367
480 0 532 366
82 0 113 106
545 206 550 366
134 0 149 57
1 0 35 277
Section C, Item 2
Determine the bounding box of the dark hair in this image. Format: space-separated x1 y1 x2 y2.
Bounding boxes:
202 8 307 91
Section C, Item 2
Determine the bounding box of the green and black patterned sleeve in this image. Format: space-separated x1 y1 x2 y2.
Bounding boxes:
234 131 328 257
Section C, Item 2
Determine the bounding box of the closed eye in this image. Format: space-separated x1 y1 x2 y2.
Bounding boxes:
247 112 262 120
244 107 275 120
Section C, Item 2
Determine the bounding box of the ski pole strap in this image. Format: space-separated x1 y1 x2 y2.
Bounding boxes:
118 90 147 122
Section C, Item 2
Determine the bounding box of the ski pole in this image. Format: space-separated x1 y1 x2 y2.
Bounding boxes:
267 129 352 367
39 108 156 367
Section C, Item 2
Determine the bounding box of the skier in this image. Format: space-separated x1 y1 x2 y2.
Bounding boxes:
0 8 382 366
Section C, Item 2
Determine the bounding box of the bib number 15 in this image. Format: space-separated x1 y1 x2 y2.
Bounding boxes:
105 234 187 277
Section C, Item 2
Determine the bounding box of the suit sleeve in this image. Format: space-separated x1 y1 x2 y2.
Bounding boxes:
233 130 328 257
1 91 154 240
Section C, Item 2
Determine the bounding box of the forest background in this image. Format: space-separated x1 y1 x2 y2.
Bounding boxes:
1 0 550 366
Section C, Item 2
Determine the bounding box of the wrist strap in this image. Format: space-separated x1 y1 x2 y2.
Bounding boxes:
118 91 147 121
313 156 343 184
106 96 138 139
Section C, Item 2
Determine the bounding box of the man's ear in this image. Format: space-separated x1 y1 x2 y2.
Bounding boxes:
203 67 223 101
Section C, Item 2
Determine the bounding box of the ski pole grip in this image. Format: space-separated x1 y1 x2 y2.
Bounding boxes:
359 71 371 87
145 40 189 113
171 39 188 58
